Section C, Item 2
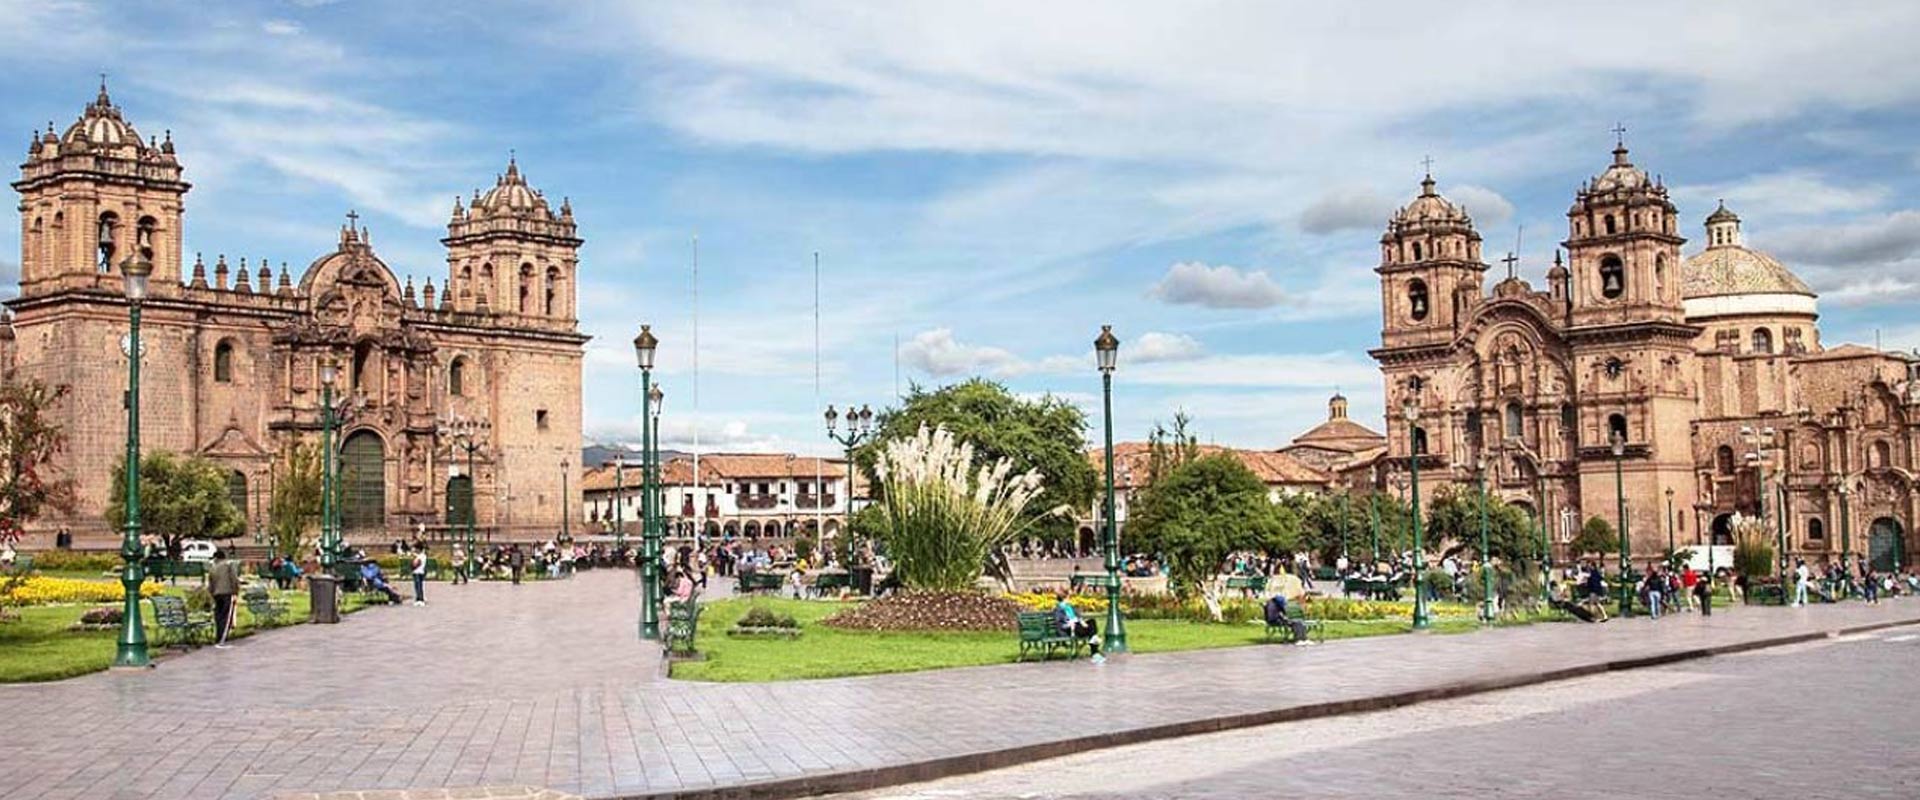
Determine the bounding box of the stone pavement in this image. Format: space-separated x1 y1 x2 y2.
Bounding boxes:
0 571 1915 800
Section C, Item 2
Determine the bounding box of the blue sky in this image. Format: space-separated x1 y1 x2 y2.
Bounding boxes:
7 2 1920 456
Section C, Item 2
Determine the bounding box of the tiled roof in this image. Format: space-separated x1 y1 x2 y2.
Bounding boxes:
1289 418 1385 452
1088 442 1329 490
1683 245 1813 299
581 453 851 492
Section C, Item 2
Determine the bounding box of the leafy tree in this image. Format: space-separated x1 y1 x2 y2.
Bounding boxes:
1145 411 1200 486
1126 453 1298 619
1570 515 1619 557
1296 491 1378 564
1423 485 1535 563
0 380 77 546
105 451 245 556
267 441 323 559
863 379 1094 541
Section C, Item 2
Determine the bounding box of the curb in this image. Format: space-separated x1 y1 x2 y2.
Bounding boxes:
606 614 1920 800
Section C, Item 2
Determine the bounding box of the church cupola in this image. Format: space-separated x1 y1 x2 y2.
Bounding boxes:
443 155 581 324
1377 168 1486 348
1704 200 1742 248
1562 133 1685 324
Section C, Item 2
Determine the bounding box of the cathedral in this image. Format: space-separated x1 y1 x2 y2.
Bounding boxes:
5 84 586 544
1368 140 1919 571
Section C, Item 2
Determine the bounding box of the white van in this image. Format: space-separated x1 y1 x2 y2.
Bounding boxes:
179 540 218 562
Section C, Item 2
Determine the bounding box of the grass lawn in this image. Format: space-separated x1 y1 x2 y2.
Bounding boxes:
671 597 1550 683
0 582 378 683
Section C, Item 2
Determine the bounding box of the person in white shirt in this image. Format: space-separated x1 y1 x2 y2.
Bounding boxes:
411 546 429 606
1792 560 1810 607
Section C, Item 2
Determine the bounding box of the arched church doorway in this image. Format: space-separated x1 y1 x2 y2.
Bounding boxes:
1869 517 1905 573
1077 526 1097 557
1711 513 1734 546
445 475 474 527
340 431 386 536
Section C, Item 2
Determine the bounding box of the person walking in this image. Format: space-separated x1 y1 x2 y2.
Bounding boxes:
410 545 428 606
1679 566 1697 612
509 544 525 585
1793 559 1811 607
208 548 241 649
451 544 468 585
1863 568 1880 604
1694 570 1713 617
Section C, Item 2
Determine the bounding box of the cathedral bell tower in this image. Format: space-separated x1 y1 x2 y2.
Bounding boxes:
1377 171 1485 350
443 157 581 326
1561 135 1699 556
13 80 189 296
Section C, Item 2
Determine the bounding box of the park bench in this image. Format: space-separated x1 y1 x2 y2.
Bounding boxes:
1015 610 1086 661
1224 575 1267 596
1747 583 1787 606
736 571 784 595
663 595 702 657
242 585 289 627
1264 613 1324 644
147 559 207 584
810 571 850 597
149 595 211 647
1342 577 1401 600
1313 566 1339 581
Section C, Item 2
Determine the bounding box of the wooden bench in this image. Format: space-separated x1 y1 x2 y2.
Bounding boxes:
1015 611 1086 661
150 595 211 647
736 571 785 594
242 585 289 627
663 596 702 657
1224 575 1268 595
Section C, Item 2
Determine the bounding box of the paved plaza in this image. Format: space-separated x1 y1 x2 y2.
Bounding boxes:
846 630 1920 798
0 572 1916 800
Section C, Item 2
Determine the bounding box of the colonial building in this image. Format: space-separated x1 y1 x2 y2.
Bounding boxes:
580 453 858 542
6 84 587 544
1085 441 1329 554
1366 140 1919 570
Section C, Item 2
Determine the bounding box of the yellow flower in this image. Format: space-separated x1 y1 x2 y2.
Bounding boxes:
2 576 163 606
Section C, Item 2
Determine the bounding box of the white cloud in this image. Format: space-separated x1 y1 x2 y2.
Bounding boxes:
897 328 1082 378
1150 261 1290 310
1129 332 1204 364
1677 171 1890 219
1449 185 1516 231
1130 352 1379 390
1299 188 1393 235
1762 210 1920 307
262 20 302 36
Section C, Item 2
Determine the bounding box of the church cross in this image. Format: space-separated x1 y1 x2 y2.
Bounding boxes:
1420 154 1434 175
1611 122 1628 145
345 209 360 228
1501 251 1519 280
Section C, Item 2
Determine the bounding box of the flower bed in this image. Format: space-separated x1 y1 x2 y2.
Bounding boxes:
3 576 161 607
822 591 1022 631
727 606 804 639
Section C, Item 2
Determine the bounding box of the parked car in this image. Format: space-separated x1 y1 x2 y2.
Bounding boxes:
179 540 218 562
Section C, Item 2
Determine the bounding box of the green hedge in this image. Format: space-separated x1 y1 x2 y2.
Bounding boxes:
22 551 121 572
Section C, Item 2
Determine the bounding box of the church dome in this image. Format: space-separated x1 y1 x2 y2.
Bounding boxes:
59 81 148 152
1391 174 1472 226
1588 144 1651 193
471 157 553 219
1682 203 1816 319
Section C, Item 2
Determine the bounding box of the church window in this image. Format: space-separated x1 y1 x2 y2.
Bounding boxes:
518 264 534 314
449 357 467 397
1560 404 1576 436
1716 445 1735 475
1654 254 1667 296
1607 413 1628 444
352 342 373 395
1604 215 1617 235
1807 517 1825 541
1751 327 1772 354
1784 327 1805 354
1466 410 1483 443
1605 357 1623 380
213 340 234 383
536 409 550 431
1599 255 1625 299
136 216 156 263
227 471 248 524
1408 279 1429 321
1715 329 1738 353
96 212 119 273
1412 242 1422 261
1505 402 1524 439
1411 426 1429 455
545 266 560 316
1872 440 1892 469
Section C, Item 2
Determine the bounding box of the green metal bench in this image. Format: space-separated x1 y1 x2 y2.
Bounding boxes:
241 585 289 627
1224 575 1268 595
146 559 207 584
1015 610 1086 661
736 571 785 594
1265 615 1325 643
149 595 212 647
1313 566 1339 581
663 596 702 657
1747 583 1787 606
810 571 850 596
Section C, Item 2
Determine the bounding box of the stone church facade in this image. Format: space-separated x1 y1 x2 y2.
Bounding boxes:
1368 141 1919 570
5 84 586 545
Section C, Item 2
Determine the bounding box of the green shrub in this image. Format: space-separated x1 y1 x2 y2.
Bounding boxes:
184 587 212 614
79 606 122 625
737 605 800 629
1731 516 1774 579
25 551 121 572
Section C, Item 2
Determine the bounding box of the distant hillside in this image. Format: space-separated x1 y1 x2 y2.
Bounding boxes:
581 443 690 468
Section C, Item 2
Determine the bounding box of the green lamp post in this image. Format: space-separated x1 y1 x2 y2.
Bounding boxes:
1474 454 1494 624
613 458 625 552
1838 477 1852 593
318 358 338 568
1339 490 1350 561
437 415 485 580
826 403 875 571
1538 479 1553 604
634 324 661 640
1368 493 1381 567
1665 486 1676 563
1095 325 1128 654
1402 398 1431 630
113 253 153 669
561 458 571 544
1612 432 1631 617
647 383 664 614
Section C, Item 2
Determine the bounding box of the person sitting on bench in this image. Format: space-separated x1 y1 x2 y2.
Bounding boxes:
358 560 403 605
1052 589 1103 663
1264 593 1312 646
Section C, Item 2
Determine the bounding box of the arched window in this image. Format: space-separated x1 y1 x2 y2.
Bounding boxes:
1412 242 1423 261
96 212 119 273
1599 255 1625 299
1560 404 1577 436
1604 215 1617 235
136 216 157 263
226 470 248 524
1411 426 1429 455
1751 327 1773 354
352 341 373 394
213 340 234 383
1465 410 1483 443
449 357 467 397
1607 413 1628 443
518 263 534 313
1408 279 1429 321
1873 440 1892 469
1504 402 1524 439
544 266 560 316
1807 517 1825 541
1716 445 1736 475
1654 254 1667 296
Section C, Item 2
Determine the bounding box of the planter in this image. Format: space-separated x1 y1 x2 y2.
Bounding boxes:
725 626 803 639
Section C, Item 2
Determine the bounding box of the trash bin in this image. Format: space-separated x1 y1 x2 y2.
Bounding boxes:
851 565 874 596
309 574 340 624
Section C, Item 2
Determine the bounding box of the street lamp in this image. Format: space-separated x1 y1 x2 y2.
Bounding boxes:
319 359 340 568
113 254 153 669
613 453 626 553
1402 398 1431 630
826 403 875 577
1474 454 1494 624
1665 486 1676 563
1742 425 1783 593
1538 478 1553 604
436 415 487 580
560 458 571 544
647 383 664 618
1095 324 1127 654
633 324 661 640
1837 477 1853 597
1612 431 1631 617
